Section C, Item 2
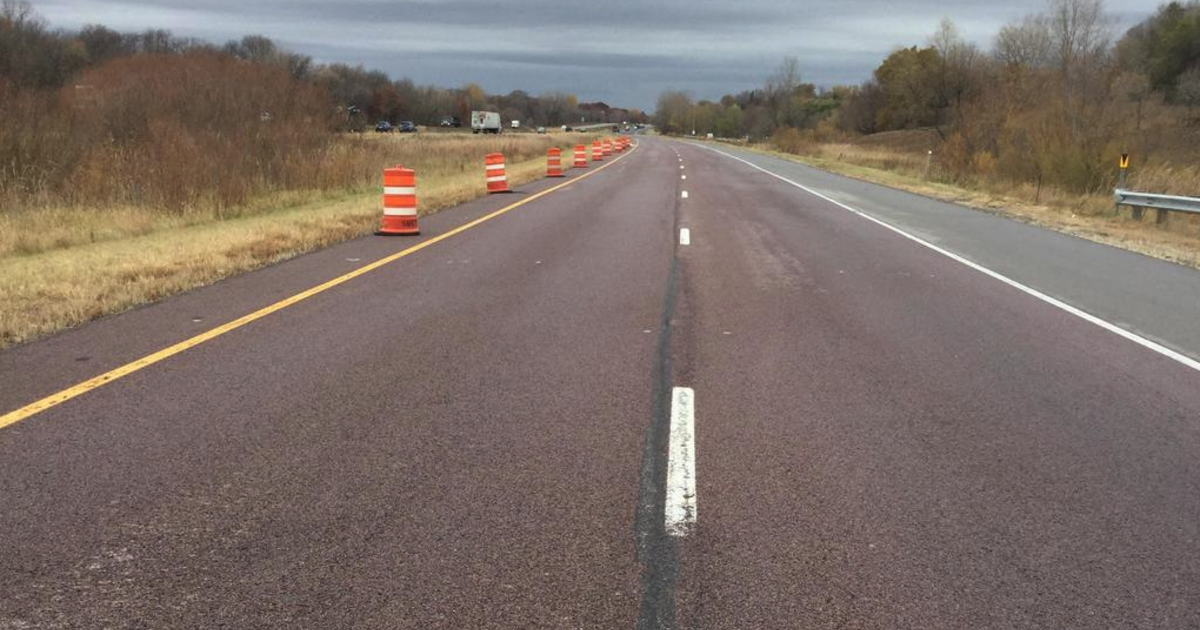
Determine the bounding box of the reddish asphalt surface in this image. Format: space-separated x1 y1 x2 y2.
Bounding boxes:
2 137 1200 629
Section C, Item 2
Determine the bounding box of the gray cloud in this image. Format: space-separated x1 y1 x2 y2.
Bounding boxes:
36 0 1153 110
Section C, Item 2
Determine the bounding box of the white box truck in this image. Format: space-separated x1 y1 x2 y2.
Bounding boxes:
471 111 502 134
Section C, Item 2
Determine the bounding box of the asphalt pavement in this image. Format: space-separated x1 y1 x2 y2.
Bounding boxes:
2 136 1199 629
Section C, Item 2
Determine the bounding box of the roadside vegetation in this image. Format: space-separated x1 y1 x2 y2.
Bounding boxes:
0 1 617 347
655 0 1200 264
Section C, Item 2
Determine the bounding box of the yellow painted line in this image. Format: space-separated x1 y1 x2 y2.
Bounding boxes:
0 143 639 431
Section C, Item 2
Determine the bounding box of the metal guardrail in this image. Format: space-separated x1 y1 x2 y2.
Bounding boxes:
1114 189 1200 215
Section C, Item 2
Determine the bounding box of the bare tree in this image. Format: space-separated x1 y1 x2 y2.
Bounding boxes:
765 56 801 101
1045 0 1115 138
765 56 802 128
927 19 986 137
1047 0 1113 78
995 14 1053 68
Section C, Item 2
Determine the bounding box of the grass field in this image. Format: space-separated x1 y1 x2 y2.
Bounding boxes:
0 132 601 348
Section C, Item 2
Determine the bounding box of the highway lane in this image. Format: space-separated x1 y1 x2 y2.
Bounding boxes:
695 141 1200 363
0 142 679 628
666 139 1200 628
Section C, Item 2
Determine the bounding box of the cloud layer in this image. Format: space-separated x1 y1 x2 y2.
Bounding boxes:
37 0 1151 109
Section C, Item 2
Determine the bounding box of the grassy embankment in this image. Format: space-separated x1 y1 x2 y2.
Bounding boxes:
0 132 600 348
721 130 1200 269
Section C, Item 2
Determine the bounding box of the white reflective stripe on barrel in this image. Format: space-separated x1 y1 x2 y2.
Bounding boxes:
383 186 416 195
383 207 417 216
486 164 505 171
486 175 507 183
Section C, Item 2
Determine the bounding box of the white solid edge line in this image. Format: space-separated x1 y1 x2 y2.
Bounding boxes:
700 144 1200 374
680 228 691 245
666 387 697 536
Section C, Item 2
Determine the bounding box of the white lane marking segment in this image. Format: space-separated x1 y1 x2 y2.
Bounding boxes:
701 145 1200 374
666 387 697 536
680 228 691 246
681 175 687 180
682 191 689 199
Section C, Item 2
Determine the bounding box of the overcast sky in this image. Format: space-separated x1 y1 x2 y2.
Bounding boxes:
36 0 1155 110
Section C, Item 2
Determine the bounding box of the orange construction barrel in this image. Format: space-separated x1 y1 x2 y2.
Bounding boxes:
485 153 509 193
377 166 419 235
547 147 564 177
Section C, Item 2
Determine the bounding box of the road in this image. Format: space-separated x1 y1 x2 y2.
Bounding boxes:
2 137 1199 628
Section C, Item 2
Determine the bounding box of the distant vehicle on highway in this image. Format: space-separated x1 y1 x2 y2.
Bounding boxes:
536 126 546 134
511 120 521 129
374 121 393 133
397 121 417 133
471 111 502 134
439 116 461 128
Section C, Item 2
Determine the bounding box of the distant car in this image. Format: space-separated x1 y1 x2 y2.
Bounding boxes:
398 121 417 133
374 121 393 133
536 126 546 134
439 116 462 127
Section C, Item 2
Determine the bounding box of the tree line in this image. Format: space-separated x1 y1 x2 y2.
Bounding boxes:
654 0 1200 194
0 0 647 129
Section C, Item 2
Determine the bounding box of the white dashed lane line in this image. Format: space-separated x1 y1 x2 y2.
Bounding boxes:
666 387 696 536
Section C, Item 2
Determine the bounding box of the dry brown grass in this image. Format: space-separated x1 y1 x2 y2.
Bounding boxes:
0 132 602 347
739 141 1200 270
0 132 595 257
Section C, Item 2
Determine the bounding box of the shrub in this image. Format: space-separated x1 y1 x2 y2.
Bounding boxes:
770 126 810 154
1 51 337 214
